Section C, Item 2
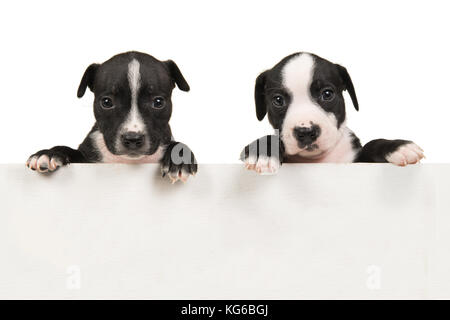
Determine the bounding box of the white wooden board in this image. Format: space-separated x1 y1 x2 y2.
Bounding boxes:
0 163 448 299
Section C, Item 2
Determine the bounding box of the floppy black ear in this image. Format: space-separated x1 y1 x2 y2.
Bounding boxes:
77 63 100 98
336 64 359 111
255 70 268 121
164 60 190 92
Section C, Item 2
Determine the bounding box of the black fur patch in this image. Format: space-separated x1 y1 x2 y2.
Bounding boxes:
349 131 363 151
77 125 101 162
356 139 412 163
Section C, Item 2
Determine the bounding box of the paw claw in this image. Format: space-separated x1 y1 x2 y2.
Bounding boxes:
168 171 180 184
161 165 169 177
180 170 190 183
27 156 38 171
49 158 62 171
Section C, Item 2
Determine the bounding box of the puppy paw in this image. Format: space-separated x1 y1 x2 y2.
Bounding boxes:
244 156 281 175
160 142 197 183
26 150 68 173
386 142 425 166
241 136 283 175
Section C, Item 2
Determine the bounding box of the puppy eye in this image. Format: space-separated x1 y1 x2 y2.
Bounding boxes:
152 97 166 109
272 95 285 108
321 89 335 101
100 97 114 109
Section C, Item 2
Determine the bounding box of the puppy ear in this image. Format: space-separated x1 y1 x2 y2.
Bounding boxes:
77 63 100 98
336 64 359 111
255 70 268 121
164 60 190 92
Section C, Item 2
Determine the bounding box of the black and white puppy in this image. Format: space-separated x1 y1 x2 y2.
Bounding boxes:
241 52 424 173
27 51 197 183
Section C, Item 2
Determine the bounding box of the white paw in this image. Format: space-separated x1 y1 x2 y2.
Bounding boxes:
161 166 195 184
26 154 63 173
245 156 281 175
386 143 425 166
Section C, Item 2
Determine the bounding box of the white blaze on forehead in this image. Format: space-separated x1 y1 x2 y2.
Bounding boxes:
123 59 145 132
282 53 315 103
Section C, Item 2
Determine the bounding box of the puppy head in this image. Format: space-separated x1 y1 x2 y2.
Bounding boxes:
255 53 358 158
77 51 189 159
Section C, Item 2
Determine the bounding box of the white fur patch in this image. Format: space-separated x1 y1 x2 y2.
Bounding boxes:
122 59 145 133
280 53 341 158
284 127 358 163
91 130 164 164
386 143 424 166
282 53 315 99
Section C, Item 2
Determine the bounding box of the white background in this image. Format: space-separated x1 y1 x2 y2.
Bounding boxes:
0 0 449 163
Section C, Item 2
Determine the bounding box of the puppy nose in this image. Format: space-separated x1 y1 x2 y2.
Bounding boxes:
293 125 321 145
121 132 145 150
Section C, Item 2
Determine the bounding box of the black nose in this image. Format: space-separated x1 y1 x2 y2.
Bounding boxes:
293 125 321 146
121 132 145 150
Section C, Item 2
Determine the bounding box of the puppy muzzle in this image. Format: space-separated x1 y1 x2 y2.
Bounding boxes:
293 125 321 149
120 131 145 153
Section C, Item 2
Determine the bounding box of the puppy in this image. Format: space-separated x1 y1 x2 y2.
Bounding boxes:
27 51 197 183
241 52 424 173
